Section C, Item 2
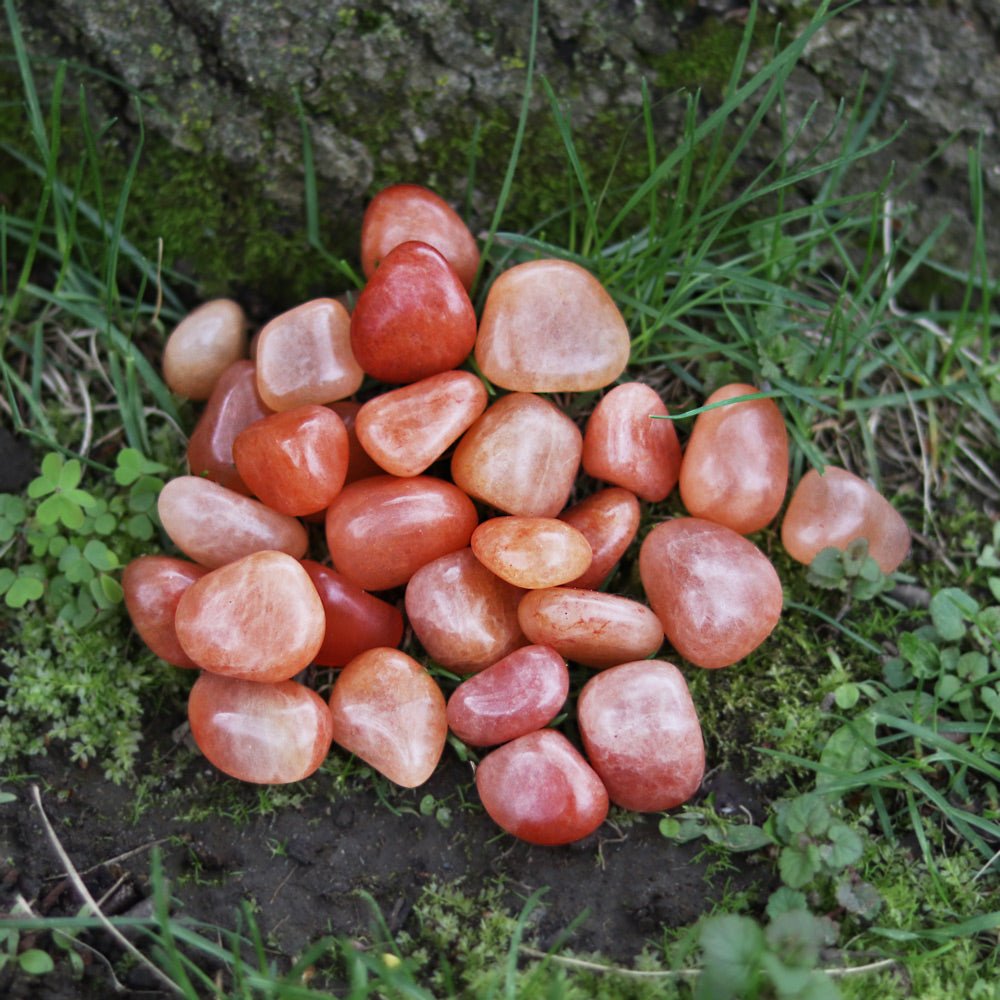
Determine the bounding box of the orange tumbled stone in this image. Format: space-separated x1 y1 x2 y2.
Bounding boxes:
559 488 641 590
325 475 478 591
175 551 325 682
187 360 274 495
233 405 349 516
578 660 704 812
163 299 248 401
517 588 663 669
328 400 384 484
361 183 480 291
122 555 208 667
582 382 682 502
158 476 308 569
476 730 609 845
679 383 789 534
188 672 333 784
781 466 910 573
328 647 447 787
451 393 582 517
255 298 363 411
405 548 526 674
639 517 782 669
350 241 477 384
475 259 630 392
355 371 487 477
446 645 569 747
471 516 592 589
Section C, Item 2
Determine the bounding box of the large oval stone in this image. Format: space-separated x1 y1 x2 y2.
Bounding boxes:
471 516 592 589
517 588 663 668
578 660 705 811
175 551 325 682
188 672 333 784
475 259 630 392
404 548 526 674
558 488 641 590
328 647 447 787
325 475 478 591
639 517 782 669
476 730 609 845
451 392 582 517
163 299 247 401
679 383 789 534
446 645 569 747
781 467 910 574
158 476 308 569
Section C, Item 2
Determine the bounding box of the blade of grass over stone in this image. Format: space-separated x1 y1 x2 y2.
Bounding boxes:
650 390 788 421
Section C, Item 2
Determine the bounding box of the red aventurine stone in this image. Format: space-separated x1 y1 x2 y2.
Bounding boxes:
405 548 526 674
255 298 363 411
578 660 705 811
122 556 208 667
361 183 480 291
476 730 609 845
163 299 248 401
475 259 630 393
176 551 325 682
328 401 384 484
471 517 592 589
679 383 789 534
639 517 782 669
446 645 569 747
559 488 641 590
325 475 479 591
781 466 910 574
232 405 349 516
517 588 663 669
188 672 333 784
187 360 273 494
328 647 447 787
356 371 487 477
582 382 682 503
350 242 477 384
451 393 582 517
158 476 308 569
301 561 404 668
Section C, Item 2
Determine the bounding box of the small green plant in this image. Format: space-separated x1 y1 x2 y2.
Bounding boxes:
0 926 55 978
658 803 773 853
806 540 893 602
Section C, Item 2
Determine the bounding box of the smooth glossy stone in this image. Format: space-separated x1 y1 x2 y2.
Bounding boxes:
328 647 447 787
578 660 705 812
517 588 663 668
476 730 609 845
582 382 682 502
361 183 480 291
187 360 273 495
356 371 487 477
188 672 333 784
122 556 208 667
350 241 477 383
781 466 910 573
446 645 569 747
679 383 789 534
475 259 630 392
158 476 308 569
328 400 384 484
163 299 248 401
232 404 349 516
175 551 325 682
451 393 582 517
639 517 782 669
256 298 363 410
471 517 592 589
301 561 404 668
558 488 641 590
325 475 479 591
405 548 526 674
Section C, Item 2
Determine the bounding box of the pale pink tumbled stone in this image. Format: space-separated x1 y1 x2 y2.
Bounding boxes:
158 476 308 569
475 259 630 392
471 516 592 589
255 298 364 411
517 587 663 669
559 488 641 590
163 299 248 401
